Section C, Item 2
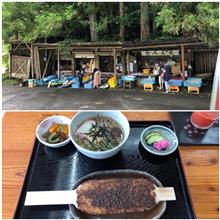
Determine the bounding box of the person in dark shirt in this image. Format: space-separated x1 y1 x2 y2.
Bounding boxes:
78 70 83 87
164 63 171 93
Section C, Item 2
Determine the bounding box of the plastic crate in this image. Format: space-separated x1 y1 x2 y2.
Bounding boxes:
42 75 57 83
36 80 44 86
184 77 202 87
117 78 123 85
108 76 117 88
168 79 183 86
140 78 156 85
84 81 93 89
122 75 137 81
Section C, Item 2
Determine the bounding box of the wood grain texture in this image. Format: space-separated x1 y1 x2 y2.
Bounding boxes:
2 112 219 219
179 146 219 219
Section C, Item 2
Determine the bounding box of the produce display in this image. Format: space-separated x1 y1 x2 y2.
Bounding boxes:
42 123 69 144
144 131 170 151
75 116 124 151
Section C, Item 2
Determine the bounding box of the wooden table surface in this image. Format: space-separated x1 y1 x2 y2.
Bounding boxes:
2 112 219 219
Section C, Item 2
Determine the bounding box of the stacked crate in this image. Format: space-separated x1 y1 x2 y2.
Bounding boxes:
122 75 137 89
140 77 156 92
168 79 183 93
184 77 202 94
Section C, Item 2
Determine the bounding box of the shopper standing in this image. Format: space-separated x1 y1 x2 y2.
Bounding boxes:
158 62 165 90
164 63 171 93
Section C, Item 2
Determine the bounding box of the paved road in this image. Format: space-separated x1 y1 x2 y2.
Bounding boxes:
2 84 211 110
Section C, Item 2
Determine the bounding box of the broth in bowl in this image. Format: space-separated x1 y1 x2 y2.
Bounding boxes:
75 115 124 151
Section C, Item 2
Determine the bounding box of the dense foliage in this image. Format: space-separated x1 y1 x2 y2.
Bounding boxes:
155 2 219 46
2 2 219 45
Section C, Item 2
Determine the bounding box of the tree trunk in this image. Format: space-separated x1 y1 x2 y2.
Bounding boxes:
89 14 98 42
140 2 150 42
119 2 125 41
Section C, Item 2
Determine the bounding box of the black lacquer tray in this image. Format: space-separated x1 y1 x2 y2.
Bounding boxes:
171 112 219 145
14 121 195 219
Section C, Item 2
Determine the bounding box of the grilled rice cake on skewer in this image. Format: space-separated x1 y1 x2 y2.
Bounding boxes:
76 177 175 215
25 177 175 215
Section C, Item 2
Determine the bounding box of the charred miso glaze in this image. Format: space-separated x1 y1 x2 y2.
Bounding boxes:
76 178 156 215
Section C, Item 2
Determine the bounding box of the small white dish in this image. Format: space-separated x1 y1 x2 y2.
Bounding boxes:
69 111 130 159
141 125 178 156
36 115 71 148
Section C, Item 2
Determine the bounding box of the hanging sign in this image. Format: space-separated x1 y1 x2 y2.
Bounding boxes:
75 53 95 59
141 50 179 56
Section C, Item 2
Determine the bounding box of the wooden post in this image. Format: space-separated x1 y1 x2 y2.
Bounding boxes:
94 49 99 69
126 50 130 75
52 50 55 73
34 46 41 79
8 50 12 79
113 48 117 73
42 50 52 78
122 51 126 75
57 48 60 79
181 44 185 80
30 44 34 79
71 52 75 75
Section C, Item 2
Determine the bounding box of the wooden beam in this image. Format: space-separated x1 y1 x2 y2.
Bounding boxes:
57 48 60 79
181 44 185 80
126 50 130 75
34 46 41 79
122 50 126 75
71 52 75 74
8 50 12 79
94 49 100 69
12 42 22 52
124 42 211 50
42 50 52 78
24 42 31 52
113 48 117 73
30 44 34 79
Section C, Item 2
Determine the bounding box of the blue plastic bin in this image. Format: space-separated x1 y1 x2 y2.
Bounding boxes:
42 75 57 83
117 79 123 85
168 79 183 86
84 81 93 89
140 77 156 85
184 77 202 87
122 75 137 81
71 77 80 88
36 79 44 86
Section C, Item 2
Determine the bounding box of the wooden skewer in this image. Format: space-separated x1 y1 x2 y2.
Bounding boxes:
24 186 176 207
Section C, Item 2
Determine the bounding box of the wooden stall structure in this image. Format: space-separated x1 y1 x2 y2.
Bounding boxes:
124 40 219 80
29 42 124 79
9 39 218 80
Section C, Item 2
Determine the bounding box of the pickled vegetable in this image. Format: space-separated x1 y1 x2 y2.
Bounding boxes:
43 123 68 144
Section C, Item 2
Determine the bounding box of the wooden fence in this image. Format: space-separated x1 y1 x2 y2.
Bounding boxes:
11 55 31 80
194 51 218 74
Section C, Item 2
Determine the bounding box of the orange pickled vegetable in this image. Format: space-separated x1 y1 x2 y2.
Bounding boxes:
63 125 68 136
49 123 58 133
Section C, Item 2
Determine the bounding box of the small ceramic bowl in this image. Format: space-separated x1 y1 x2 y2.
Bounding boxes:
36 115 71 148
141 125 178 156
69 111 130 159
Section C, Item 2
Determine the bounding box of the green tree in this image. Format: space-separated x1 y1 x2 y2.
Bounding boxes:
2 2 79 43
140 2 150 42
155 2 219 45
